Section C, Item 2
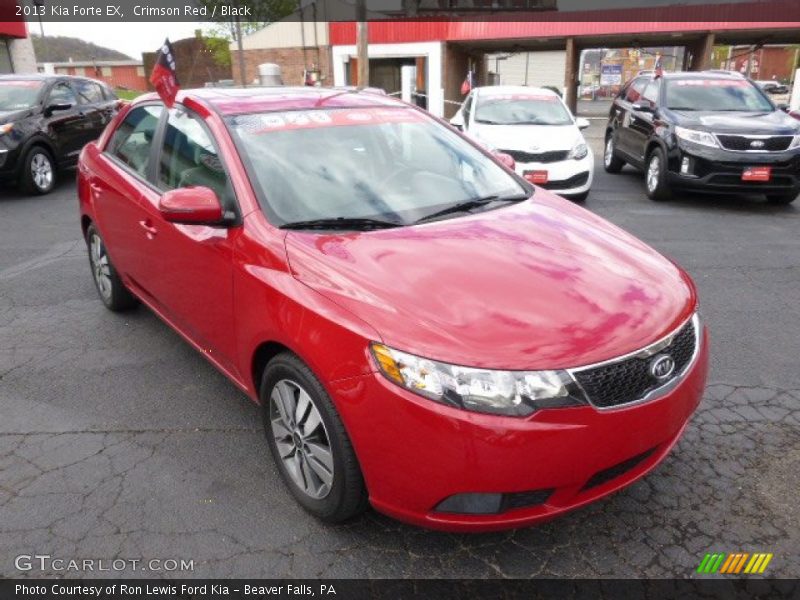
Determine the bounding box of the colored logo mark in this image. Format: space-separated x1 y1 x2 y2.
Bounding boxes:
697 552 773 574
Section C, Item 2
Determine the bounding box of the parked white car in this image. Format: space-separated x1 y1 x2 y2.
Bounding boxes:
451 86 594 201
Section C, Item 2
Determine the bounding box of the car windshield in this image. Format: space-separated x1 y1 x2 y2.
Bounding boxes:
665 78 773 112
228 107 527 227
474 93 572 125
0 81 44 111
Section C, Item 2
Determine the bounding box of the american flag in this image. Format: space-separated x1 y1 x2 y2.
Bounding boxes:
655 53 664 78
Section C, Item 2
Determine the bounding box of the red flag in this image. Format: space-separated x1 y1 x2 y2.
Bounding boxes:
150 39 180 108
460 70 473 95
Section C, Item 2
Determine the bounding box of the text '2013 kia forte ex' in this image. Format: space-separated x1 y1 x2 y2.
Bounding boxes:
77 87 708 532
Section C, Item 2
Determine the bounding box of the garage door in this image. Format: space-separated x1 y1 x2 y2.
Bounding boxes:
490 51 567 92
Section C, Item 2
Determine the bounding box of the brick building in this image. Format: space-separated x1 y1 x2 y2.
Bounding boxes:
40 60 147 90
231 20 332 87
143 32 232 90
715 45 800 83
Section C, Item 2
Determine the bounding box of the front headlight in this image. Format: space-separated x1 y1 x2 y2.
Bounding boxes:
371 343 588 417
568 142 588 160
675 126 719 148
0 123 14 135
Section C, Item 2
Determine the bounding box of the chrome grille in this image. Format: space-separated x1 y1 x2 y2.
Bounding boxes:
571 317 698 409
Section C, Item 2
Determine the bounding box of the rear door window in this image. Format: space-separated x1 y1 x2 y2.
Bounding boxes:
107 105 163 177
642 80 660 106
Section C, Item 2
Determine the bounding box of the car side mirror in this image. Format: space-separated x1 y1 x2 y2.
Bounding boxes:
575 117 591 130
45 102 73 116
631 102 653 113
493 151 516 171
159 186 225 225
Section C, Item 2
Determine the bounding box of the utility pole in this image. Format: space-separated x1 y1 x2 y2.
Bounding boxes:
234 0 247 87
356 0 368 88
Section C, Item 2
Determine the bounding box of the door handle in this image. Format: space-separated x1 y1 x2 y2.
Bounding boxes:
139 220 158 238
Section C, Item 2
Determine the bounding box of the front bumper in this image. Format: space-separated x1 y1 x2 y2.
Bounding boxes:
330 327 709 532
515 151 594 196
667 142 800 195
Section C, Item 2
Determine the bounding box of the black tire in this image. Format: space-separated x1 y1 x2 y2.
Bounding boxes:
261 352 368 523
766 192 798 205
603 133 625 173
19 146 57 195
566 191 589 202
85 223 138 311
644 146 672 201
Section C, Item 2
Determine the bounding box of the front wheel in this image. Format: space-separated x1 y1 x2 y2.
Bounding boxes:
85 224 138 311
20 146 56 195
766 192 798 205
644 147 672 201
261 352 368 523
603 134 625 173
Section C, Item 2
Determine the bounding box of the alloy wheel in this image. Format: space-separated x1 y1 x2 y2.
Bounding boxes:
647 155 661 193
31 153 53 191
269 379 334 500
89 233 112 301
604 138 614 168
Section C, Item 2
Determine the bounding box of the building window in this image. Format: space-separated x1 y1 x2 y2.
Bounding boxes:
0 39 13 74
136 66 145 77
101 66 112 76
75 66 85 76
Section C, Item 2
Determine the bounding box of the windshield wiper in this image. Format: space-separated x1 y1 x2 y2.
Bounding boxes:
279 217 402 231
415 193 529 224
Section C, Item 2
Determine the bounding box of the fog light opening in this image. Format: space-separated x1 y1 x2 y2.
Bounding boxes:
680 156 692 175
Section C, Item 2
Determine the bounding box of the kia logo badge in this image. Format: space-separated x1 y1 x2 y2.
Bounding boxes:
650 355 676 380
750 140 765 149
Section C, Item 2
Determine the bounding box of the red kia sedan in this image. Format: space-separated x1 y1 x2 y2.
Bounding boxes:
77 87 708 532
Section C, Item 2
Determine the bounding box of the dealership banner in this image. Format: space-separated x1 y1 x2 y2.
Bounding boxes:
2 579 800 599
5 0 800 22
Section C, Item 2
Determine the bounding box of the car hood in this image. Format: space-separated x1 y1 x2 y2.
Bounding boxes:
668 109 800 135
284 191 696 371
0 109 30 124
469 123 582 153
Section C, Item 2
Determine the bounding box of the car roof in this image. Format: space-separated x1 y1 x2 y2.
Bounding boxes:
0 73 110 85
475 85 559 97
659 71 746 81
138 86 407 116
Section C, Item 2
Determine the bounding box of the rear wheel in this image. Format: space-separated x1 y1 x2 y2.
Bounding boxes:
20 146 56 195
766 192 798 205
261 352 368 523
644 147 672 201
85 224 138 311
603 134 625 173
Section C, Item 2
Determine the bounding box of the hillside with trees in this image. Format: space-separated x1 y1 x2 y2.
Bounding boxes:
32 35 133 63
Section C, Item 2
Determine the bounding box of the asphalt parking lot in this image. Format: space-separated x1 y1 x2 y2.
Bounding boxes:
1 123 798 578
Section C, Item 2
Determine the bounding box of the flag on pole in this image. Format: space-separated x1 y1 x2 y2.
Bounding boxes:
654 53 664 78
150 39 180 108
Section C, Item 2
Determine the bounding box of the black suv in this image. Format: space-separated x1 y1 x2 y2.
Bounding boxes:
604 71 800 204
0 74 119 195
